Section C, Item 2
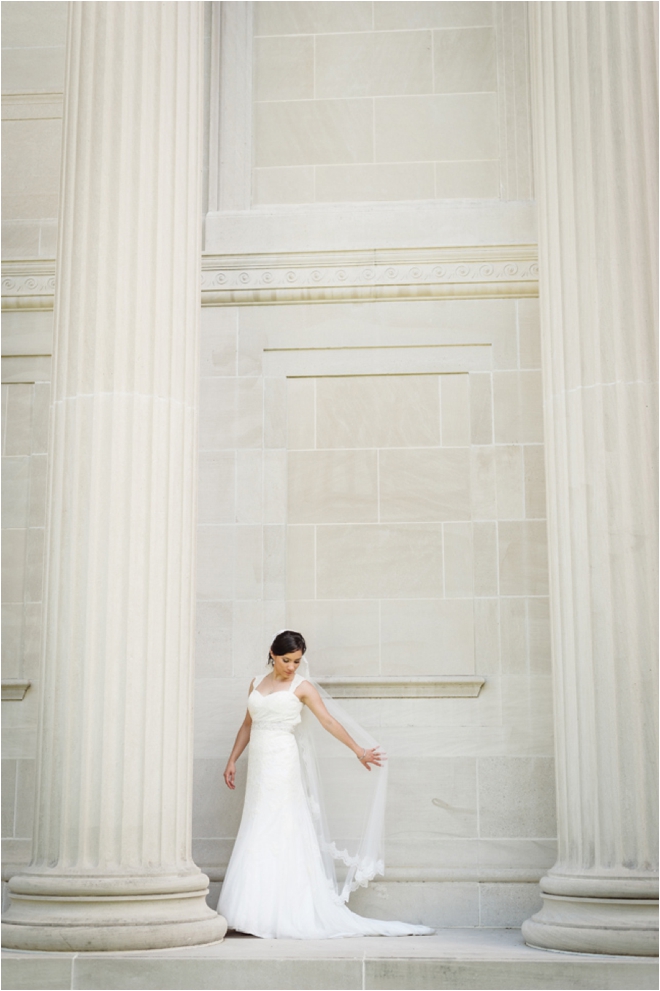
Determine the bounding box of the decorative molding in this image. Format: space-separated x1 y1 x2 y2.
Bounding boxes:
2 680 31 701
201 244 538 305
2 246 538 311
317 676 485 699
2 261 56 310
2 92 64 121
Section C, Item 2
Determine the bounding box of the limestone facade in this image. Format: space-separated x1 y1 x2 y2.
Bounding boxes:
1 0 656 956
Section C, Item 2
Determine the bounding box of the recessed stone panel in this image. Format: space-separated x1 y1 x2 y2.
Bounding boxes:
288 449 378 524
379 448 470 523
316 524 444 599
316 375 440 449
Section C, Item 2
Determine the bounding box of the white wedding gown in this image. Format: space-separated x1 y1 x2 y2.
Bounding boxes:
217 672 434 939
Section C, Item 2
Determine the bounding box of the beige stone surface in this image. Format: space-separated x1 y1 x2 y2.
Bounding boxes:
433 27 496 94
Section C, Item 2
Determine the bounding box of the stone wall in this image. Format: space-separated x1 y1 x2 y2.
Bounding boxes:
2 1 554 928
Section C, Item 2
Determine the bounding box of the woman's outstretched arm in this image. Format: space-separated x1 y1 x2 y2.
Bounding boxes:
297 681 384 771
223 680 254 789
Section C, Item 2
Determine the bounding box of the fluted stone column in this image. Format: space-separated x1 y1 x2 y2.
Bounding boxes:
523 2 658 956
2 2 227 951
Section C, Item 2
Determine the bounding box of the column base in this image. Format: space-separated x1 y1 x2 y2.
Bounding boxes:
1 871 228 952
523 876 659 956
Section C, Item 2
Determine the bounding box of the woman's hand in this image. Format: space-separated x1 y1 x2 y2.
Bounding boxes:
358 747 386 771
224 761 237 789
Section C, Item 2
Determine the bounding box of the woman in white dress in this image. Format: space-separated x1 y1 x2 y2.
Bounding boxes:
217 630 434 939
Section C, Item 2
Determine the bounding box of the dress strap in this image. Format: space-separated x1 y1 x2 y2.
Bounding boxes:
289 672 308 692
253 672 268 689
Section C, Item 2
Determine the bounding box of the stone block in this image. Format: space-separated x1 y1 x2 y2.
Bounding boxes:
231 600 269 679
469 373 493 445
375 94 498 163
380 599 475 676
254 35 314 102
479 882 542 927
1 528 26 604
255 98 373 168
1 457 30 529
193 758 244 840
1 603 23 679
2 759 17 837
4 386 33 456
470 447 497 520
264 379 287 449
286 378 315 450
1 954 72 990
527 597 551 675
524 445 546 519
473 597 499 674
234 526 264 600
255 1 372 36
199 378 263 451
1 310 53 358
374 2 494 30
264 525 286 600
316 524 444 599
316 375 440 449
440 373 470 446
473 523 498 596
518 297 542 369
493 370 544 443
288 449 378 524
195 601 233 678
27 454 47 528
285 599 380 676
315 162 436 203
315 31 433 99
498 521 548 596
349 881 479 928
434 160 500 199
379 449 470 523
13 759 35 838
199 308 237 377
196 526 235 600
1 47 65 97
433 27 496 94
494 445 524 519
1 222 40 259
253 166 315 205
499 597 527 674
285 525 315 599
31 383 50 455
2 0 68 47
443 521 473 597
197 451 235 524
1 120 61 210
263 449 286 523
235 450 263 524
23 526 43 603
478 756 556 838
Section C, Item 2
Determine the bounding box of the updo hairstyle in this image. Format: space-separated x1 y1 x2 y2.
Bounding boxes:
268 630 307 665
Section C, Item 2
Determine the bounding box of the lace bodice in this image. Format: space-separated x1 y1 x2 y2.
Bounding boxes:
248 672 307 733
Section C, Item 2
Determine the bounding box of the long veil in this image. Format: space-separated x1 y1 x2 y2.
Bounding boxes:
295 657 387 903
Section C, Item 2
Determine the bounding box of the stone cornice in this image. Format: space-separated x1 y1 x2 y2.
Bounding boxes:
201 244 538 305
317 676 485 698
1 679 31 701
2 245 538 311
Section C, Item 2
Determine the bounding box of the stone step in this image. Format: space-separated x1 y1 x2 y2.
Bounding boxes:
2 929 658 990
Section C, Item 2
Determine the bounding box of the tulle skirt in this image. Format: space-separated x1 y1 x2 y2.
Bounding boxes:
217 727 433 939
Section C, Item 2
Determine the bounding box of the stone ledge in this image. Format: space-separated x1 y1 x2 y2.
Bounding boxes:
1 680 31 701
317 677 485 698
2 929 657 991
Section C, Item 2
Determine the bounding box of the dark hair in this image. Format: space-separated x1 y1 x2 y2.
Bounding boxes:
268 630 307 664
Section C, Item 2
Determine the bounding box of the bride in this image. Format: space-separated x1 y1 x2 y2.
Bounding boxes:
217 630 434 939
